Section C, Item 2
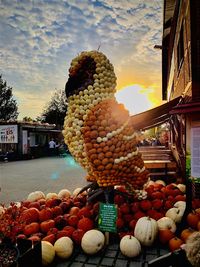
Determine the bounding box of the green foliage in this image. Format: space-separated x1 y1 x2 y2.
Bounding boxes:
22 116 33 122
186 154 191 178
0 75 19 121
39 89 67 128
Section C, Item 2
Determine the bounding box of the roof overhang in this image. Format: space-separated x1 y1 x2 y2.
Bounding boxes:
130 97 181 131
169 101 200 114
162 0 179 100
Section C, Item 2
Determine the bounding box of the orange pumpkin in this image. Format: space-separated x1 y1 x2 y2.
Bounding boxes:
186 211 199 229
197 221 200 231
158 229 175 244
195 208 200 218
180 228 195 243
21 208 39 224
168 237 184 251
23 222 40 236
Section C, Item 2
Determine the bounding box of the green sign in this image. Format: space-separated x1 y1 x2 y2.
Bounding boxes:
98 202 117 233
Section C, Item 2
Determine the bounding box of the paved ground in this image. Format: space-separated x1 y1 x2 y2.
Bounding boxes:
0 155 87 205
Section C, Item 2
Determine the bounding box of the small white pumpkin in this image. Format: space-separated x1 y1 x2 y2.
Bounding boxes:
155 179 166 186
81 230 105 255
143 179 155 189
176 184 186 193
27 191 45 202
46 192 58 200
120 235 141 258
58 189 71 199
165 207 184 223
54 237 73 259
174 201 186 212
134 216 158 246
41 241 55 266
0 206 5 218
72 187 82 196
157 217 177 233
8 202 21 208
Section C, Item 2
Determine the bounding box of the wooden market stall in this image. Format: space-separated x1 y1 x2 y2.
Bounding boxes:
0 121 63 161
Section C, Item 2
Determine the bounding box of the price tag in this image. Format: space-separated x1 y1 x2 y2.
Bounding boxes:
98 202 117 233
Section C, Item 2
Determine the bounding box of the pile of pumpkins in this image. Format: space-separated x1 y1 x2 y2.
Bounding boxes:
0 180 200 266
42 229 105 265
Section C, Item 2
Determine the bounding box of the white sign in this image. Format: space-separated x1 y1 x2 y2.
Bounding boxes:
191 127 200 177
0 125 18 143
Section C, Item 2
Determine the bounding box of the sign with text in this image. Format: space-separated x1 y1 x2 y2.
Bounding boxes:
98 202 117 233
0 125 18 143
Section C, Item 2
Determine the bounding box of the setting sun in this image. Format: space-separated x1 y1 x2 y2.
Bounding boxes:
115 85 156 115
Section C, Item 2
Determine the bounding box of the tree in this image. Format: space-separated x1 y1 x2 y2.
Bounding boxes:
0 75 19 121
40 89 67 128
22 116 33 122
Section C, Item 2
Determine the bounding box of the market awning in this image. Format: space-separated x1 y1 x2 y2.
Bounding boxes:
169 101 200 114
130 97 181 131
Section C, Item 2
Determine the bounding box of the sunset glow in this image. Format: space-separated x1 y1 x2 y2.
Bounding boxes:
0 1 163 119
115 85 157 115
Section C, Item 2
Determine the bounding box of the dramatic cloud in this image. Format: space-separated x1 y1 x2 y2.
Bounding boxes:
0 0 163 119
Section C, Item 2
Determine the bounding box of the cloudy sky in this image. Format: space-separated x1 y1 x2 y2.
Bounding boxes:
0 0 163 119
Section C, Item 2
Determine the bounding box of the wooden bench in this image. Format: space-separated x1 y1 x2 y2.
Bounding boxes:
142 155 172 160
139 146 178 180
139 150 171 154
139 146 170 150
144 160 177 180
144 160 177 169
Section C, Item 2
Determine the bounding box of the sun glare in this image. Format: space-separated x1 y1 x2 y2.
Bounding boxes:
115 85 155 115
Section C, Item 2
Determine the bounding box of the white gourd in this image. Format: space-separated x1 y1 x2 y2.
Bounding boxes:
73 187 86 196
176 184 186 193
81 230 105 255
134 216 158 246
54 237 73 259
0 206 5 218
165 207 184 223
27 191 45 202
174 201 186 212
57 189 71 199
155 180 166 186
41 241 55 266
120 235 141 258
46 193 58 200
157 217 177 233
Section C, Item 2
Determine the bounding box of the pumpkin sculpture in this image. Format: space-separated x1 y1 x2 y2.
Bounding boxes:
63 50 149 194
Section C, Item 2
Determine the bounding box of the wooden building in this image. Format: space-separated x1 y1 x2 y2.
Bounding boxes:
130 0 200 185
162 0 200 179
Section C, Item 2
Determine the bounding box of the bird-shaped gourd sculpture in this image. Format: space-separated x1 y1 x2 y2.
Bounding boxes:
63 50 149 193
